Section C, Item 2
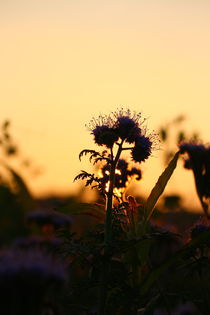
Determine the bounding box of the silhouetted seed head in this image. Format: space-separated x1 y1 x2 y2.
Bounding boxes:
131 135 152 163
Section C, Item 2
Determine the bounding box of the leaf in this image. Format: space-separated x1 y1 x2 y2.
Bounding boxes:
73 170 92 182
59 202 106 221
78 149 110 165
144 151 179 222
140 229 210 295
4 164 35 211
79 149 99 161
159 128 167 142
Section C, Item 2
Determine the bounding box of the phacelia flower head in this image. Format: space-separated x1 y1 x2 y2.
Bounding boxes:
113 108 143 143
88 108 151 147
179 142 210 199
92 125 118 147
179 143 206 168
131 135 153 163
0 249 67 314
88 114 118 147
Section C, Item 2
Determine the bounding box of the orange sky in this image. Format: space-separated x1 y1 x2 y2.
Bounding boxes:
1 1 210 208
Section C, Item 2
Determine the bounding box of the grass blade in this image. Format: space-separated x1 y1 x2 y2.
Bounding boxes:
144 151 179 222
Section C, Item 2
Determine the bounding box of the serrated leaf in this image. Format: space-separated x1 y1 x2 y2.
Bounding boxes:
73 170 92 182
79 149 99 161
144 151 179 222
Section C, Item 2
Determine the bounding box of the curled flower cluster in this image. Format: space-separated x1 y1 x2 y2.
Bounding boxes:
88 108 158 163
131 136 152 162
99 158 142 190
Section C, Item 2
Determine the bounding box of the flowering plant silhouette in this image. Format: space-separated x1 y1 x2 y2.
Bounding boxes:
75 109 158 248
62 109 210 314
74 108 179 314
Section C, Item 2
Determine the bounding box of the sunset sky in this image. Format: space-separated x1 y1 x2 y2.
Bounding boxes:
1 1 210 208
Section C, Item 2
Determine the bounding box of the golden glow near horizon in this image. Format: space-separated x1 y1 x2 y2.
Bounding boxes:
1 1 210 209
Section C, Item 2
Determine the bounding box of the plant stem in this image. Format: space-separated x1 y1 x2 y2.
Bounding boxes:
98 142 123 315
105 141 123 246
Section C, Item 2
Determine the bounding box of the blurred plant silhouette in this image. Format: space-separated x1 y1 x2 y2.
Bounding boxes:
158 115 201 213
158 114 199 165
0 120 35 244
179 142 210 216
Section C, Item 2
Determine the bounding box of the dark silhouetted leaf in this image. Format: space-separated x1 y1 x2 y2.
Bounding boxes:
74 170 93 182
144 151 179 222
4 163 35 211
79 149 99 161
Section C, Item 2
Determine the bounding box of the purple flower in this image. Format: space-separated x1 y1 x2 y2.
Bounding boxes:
0 249 67 285
179 142 210 198
131 135 152 163
0 249 67 315
88 108 148 147
179 143 205 165
115 116 141 143
27 210 72 229
92 125 118 147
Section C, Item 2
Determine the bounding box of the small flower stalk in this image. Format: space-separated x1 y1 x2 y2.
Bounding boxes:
75 108 157 243
75 108 158 314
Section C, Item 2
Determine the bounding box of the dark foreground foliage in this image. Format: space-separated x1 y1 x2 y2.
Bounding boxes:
0 112 210 315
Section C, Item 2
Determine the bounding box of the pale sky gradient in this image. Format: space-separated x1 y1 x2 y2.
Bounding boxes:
1 1 210 208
